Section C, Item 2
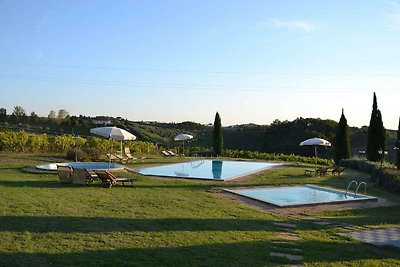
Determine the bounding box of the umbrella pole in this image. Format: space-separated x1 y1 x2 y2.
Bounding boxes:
109 140 113 170
120 140 123 157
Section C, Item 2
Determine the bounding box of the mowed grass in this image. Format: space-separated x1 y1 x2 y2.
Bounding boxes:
0 154 399 266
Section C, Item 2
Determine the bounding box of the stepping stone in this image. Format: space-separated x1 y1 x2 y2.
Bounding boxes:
277 233 301 241
273 222 297 228
270 252 304 261
273 247 302 253
271 241 297 246
277 227 296 232
313 221 332 225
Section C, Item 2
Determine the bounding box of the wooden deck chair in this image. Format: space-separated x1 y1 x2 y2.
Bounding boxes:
113 153 130 163
107 153 118 161
167 150 177 157
331 166 345 175
94 170 135 188
316 167 329 176
72 168 97 185
162 150 171 157
57 165 73 183
124 147 138 162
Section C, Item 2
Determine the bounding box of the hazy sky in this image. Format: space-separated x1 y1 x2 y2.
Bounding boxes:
0 0 399 129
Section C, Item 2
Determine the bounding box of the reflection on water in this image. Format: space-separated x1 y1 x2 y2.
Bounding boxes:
212 160 223 179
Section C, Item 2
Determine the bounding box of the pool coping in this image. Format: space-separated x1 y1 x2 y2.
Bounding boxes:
223 184 378 208
135 159 282 181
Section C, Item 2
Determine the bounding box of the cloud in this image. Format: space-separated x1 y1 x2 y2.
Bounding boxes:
263 19 317 32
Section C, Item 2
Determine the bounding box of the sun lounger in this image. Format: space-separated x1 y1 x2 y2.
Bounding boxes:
72 168 98 185
304 167 329 176
316 167 329 176
167 150 177 157
107 153 118 160
114 153 130 163
124 147 139 162
331 166 345 175
57 165 74 183
94 170 135 188
162 150 171 157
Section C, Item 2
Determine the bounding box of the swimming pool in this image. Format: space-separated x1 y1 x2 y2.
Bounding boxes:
224 185 377 207
137 160 280 181
36 162 125 172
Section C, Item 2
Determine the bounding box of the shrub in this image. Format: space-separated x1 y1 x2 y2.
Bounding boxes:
222 149 334 166
83 147 101 161
66 149 88 162
371 168 400 193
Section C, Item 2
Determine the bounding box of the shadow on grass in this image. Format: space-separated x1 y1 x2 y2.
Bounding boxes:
0 239 399 266
0 216 277 233
0 241 277 267
0 180 81 188
0 179 221 190
307 205 400 228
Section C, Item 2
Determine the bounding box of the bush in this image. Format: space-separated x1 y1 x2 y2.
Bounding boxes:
83 147 101 161
340 159 380 173
371 168 400 193
222 149 334 166
66 149 88 162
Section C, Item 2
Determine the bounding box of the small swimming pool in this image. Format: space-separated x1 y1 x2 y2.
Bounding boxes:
36 162 125 172
137 160 280 181
224 185 377 207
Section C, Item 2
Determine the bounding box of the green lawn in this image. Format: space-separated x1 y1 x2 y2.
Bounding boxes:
0 153 399 266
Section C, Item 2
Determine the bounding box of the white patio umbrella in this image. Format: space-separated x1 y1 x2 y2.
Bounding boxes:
300 137 331 158
174 133 193 155
90 127 136 168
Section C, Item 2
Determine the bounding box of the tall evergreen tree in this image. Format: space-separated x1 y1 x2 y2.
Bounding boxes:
213 112 223 156
397 117 400 170
334 109 350 164
366 93 386 162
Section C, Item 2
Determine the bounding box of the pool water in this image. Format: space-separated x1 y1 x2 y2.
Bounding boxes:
36 162 124 171
225 185 377 207
137 160 280 181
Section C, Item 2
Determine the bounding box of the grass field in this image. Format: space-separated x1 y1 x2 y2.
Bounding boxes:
0 153 399 266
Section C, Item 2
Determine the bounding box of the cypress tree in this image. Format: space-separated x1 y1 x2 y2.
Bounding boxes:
397 117 400 170
334 109 350 165
213 112 223 156
366 93 386 162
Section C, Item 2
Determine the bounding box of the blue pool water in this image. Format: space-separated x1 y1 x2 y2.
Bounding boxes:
137 160 280 181
225 185 377 207
36 162 124 171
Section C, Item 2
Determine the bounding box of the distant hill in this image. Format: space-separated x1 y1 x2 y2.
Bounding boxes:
220 118 398 164
0 113 397 163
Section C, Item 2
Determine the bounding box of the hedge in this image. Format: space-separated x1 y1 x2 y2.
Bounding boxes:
222 149 334 166
340 159 400 193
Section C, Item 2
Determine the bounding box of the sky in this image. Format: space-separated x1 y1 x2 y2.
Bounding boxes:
0 0 399 129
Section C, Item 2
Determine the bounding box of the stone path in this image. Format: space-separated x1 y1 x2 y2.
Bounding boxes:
269 221 304 266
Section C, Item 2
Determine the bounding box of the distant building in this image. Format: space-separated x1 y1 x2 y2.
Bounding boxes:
92 116 113 126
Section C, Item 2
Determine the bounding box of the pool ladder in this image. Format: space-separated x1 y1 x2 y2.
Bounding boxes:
345 181 367 198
